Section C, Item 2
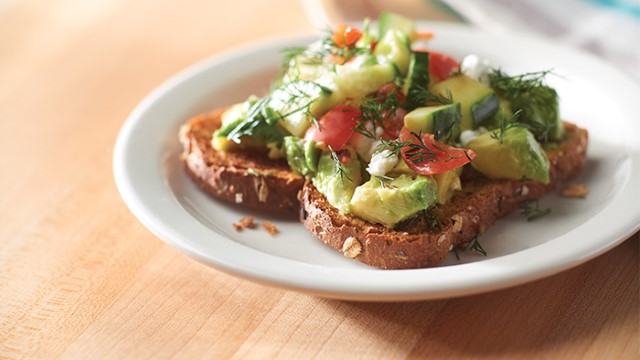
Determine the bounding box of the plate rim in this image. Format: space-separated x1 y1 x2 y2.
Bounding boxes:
113 22 640 301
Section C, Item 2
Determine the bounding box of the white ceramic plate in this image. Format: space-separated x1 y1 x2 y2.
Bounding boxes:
114 23 640 301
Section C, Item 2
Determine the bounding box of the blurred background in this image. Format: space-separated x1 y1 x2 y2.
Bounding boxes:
302 0 640 82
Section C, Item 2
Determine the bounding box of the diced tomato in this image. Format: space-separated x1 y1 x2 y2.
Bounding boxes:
376 82 405 104
304 105 360 150
428 51 460 82
332 24 362 49
381 107 406 140
398 127 475 175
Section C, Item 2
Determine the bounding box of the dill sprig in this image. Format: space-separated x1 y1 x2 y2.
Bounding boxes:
353 90 401 139
374 130 435 162
489 69 558 142
403 131 437 164
452 235 487 259
489 69 553 95
375 175 398 189
394 208 442 233
490 109 524 144
469 236 487 256
328 146 352 183
520 200 551 221
226 81 328 143
413 86 454 106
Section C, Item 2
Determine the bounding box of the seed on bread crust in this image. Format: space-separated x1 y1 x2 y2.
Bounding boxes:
342 237 362 258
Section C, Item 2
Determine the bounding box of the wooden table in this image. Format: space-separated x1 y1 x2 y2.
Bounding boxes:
1 0 638 358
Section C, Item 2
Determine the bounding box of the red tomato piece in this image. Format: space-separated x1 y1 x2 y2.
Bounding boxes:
381 107 406 140
398 127 475 175
376 82 405 104
429 51 460 82
304 105 360 150
332 24 362 48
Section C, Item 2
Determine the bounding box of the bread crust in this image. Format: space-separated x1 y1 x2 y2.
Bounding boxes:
300 122 589 269
179 110 304 214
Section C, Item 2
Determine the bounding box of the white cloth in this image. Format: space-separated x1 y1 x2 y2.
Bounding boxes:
441 0 640 82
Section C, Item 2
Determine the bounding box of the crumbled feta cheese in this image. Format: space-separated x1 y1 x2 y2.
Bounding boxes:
460 54 492 85
350 126 384 162
367 149 398 176
460 127 487 147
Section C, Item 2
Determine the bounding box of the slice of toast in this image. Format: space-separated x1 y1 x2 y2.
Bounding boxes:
300 122 588 269
179 109 304 214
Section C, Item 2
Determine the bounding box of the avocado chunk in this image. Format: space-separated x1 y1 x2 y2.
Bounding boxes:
403 103 461 143
373 30 412 76
433 168 462 204
331 63 397 107
467 127 550 184
350 174 438 228
430 74 499 134
312 147 362 214
283 137 319 177
267 80 333 137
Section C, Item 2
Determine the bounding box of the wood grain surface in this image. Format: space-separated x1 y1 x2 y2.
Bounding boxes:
1 0 638 358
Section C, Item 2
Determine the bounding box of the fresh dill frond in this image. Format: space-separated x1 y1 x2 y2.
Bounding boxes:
469 236 487 256
402 131 436 164
328 146 352 183
413 87 454 106
374 130 438 163
423 210 442 232
489 69 559 142
489 69 554 95
451 235 487 259
353 89 401 139
520 200 551 221
375 175 397 189
375 137 412 158
392 208 442 234
225 80 328 142
490 109 524 144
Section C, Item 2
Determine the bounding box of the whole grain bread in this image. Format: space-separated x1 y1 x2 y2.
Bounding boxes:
300 122 588 269
179 110 304 214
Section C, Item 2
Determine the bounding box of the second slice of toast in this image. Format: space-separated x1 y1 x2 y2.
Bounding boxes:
179 110 304 214
300 122 588 269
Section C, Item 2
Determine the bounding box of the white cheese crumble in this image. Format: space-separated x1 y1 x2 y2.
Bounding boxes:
367 149 398 176
460 127 487 147
460 54 492 86
349 126 384 162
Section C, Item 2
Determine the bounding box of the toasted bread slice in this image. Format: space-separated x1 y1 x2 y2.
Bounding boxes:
179 109 304 214
300 122 588 269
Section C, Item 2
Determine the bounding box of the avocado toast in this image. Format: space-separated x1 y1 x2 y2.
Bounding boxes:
300 122 587 269
179 109 303 214
179 13 589 269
